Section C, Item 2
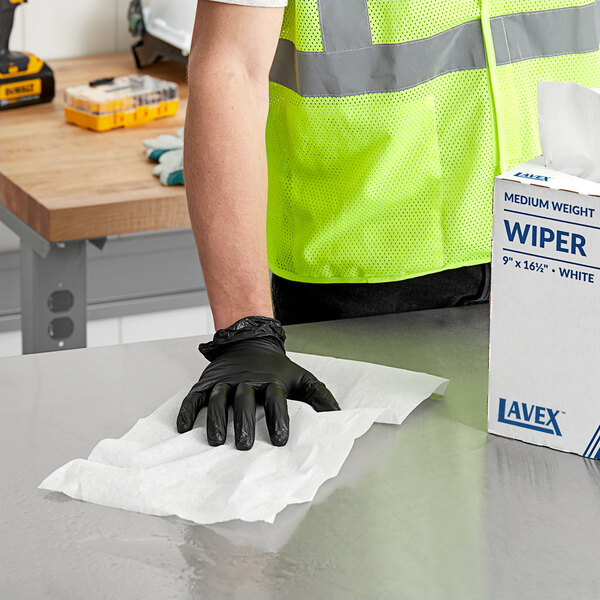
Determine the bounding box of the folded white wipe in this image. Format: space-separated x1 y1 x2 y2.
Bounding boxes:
39 354 448 524
538 82 600 183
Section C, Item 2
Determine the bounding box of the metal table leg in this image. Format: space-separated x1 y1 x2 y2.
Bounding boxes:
0 203 101 354
20 240 87 354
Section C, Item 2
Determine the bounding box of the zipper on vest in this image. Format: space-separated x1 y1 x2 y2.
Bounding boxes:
481 0 509 174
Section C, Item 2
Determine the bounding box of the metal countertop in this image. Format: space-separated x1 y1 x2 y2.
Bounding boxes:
1 304 598 599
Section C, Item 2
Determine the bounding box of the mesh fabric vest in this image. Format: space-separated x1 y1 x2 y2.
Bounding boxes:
266 0 600 284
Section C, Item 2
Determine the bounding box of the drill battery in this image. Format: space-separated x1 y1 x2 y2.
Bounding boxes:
0 52 54 109
0 0 54 110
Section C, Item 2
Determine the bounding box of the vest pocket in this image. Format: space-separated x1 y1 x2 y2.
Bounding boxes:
269 90 444 282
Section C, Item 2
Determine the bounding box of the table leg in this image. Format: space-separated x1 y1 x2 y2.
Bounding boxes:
20 240 87 354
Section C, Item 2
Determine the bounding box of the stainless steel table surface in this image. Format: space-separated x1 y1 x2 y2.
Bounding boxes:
1 304 599 600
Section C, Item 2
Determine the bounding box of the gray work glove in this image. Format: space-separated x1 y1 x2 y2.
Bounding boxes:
176 316 340 450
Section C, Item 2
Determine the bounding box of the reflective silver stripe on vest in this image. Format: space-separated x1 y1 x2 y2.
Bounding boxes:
317 0 372 52
270 3 599 97
491 3 599 65
270 20 486 97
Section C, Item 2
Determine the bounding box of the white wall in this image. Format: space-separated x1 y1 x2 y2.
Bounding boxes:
1 0 135 252
10 0 134 60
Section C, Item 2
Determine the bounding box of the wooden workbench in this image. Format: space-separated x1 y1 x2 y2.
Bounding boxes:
0 52 190 241
0 52 194 354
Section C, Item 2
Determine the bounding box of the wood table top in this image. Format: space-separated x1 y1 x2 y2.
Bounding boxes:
0 52 191 242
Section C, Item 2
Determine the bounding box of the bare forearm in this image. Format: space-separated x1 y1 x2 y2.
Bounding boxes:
184 65 272 330
184 1 283 330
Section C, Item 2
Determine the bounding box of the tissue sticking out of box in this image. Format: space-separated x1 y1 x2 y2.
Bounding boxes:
538 82 600 183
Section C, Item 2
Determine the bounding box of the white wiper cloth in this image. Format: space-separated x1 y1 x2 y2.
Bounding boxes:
39 353 448 524
538 82 600 183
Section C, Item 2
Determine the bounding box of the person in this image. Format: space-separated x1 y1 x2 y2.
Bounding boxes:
176 0 600 449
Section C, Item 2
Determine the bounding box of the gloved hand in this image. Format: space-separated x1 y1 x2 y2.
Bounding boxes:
177 316 340 450
143 128 184 186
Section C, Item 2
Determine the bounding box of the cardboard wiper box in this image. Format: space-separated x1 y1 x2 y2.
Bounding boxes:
488 157 600 459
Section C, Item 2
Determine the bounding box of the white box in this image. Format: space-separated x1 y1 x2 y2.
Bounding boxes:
488 157 600 459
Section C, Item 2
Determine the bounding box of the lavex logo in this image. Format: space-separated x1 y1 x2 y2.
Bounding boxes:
498 397 562 436
514 171 550 182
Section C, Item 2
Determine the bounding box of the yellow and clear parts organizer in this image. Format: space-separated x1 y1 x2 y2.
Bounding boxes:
64 75 178 132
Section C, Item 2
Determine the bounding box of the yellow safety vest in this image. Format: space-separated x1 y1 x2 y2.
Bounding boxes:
265 0 600 283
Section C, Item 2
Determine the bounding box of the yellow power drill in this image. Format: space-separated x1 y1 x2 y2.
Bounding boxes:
0 0 54 110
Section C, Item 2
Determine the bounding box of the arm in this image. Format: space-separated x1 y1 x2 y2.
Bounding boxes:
179 2 340 450
184 0 284 330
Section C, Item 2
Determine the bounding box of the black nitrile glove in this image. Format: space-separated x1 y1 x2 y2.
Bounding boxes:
177 316 340 450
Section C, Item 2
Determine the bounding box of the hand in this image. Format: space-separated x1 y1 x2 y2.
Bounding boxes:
176 316 340 450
